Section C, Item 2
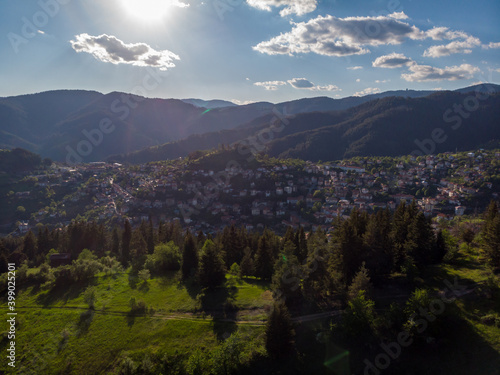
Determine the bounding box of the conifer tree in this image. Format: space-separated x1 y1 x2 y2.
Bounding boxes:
265 300 295 359
347 262 372 301
121 220 132 266
111 227 120 257
198 239 226 289
255 235 274 280
484 201 500 267
181 231 198 279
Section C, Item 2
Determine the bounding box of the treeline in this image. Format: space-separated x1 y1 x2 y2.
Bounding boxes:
2 200 499 300
0 147 49 173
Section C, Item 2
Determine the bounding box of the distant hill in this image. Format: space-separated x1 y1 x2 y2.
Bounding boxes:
0 147 45 173
181 98 237 109
2 84 499 163
112 89 500 163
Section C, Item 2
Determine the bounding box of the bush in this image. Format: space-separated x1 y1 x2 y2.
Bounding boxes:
138 269 151 282
129 297 148 314
229 263 240 276
144 242 181 275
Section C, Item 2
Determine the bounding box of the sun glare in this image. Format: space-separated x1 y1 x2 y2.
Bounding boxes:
122 0 171 20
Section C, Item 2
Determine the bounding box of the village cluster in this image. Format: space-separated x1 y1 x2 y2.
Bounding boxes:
14 149 500 235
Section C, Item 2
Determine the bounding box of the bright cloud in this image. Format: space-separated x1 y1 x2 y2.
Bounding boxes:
354 87 381 96
246 0 317 16
401 63 480 82
287 78 339 91
254 80 287 90
347 66 363 70
483 42 500 49
253 12 427 57
372 53 414 68
423 36 481 57
70 34 180 70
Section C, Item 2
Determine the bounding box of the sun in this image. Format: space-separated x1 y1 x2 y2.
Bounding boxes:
121 0 171 20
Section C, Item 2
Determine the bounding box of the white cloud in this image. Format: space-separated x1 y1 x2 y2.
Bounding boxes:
287 78 339 91
347 66 363 70
423 36 481 57
253 12 426 57
388 11 409 20
372 53 414 68
231 99 256 105
483 42 500 49
375 79 390 83
401 63 480 82
70 34 179 70
356 78 361 82
254 80 287 90
354 87 380 96
425 26 470 41
246 0 317 16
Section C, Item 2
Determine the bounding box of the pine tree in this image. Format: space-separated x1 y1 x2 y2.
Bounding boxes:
111 227 120 257
483 201 500 267
239 247 255 277
404 211 433 267
255 235 274 280
363 209 394 278
121 220 132 266
198 239 226 289
347 262 372 301
336 220 364 284
181 231 198 279
296 226 308 264
130 229 147 272
23 230 37 262
265 301 295 360
272 240 302 306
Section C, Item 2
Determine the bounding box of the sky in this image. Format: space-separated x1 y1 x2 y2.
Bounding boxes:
1 0 499 104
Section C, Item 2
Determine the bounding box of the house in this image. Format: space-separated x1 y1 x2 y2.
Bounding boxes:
455 206 466 216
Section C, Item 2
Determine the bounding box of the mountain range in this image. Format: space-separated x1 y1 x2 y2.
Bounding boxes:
1 84 499 164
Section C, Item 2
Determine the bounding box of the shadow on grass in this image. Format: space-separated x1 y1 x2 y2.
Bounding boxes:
379 312 500 375
199 285 239 341
35 282 93 307
77 309 94 336
128 274 138 289
138 281 150 293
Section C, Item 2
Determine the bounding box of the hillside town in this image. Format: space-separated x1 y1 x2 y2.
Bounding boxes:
6 148 498 236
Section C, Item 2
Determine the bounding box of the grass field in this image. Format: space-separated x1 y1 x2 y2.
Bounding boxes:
1 272 270 374
1 248 499 374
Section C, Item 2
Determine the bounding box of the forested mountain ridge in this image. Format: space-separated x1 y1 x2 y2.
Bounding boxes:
2 84 498 163
111 90 500 164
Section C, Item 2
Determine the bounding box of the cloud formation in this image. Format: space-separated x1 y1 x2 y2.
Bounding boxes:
423 36 481 57
253 12 427 56
354 87 380 96
70 34 180 70
401 63 480 82
372 53 414 68
254 78 339 91
246 0 317 16
254 80 287 90
288 78 339 91
347 66 363 70
483 42 500 49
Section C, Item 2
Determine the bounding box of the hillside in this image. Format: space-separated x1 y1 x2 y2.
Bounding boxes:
111 90 500 164
1 85 499 163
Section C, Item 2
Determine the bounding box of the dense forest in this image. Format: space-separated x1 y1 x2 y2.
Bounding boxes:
1 200 499 373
